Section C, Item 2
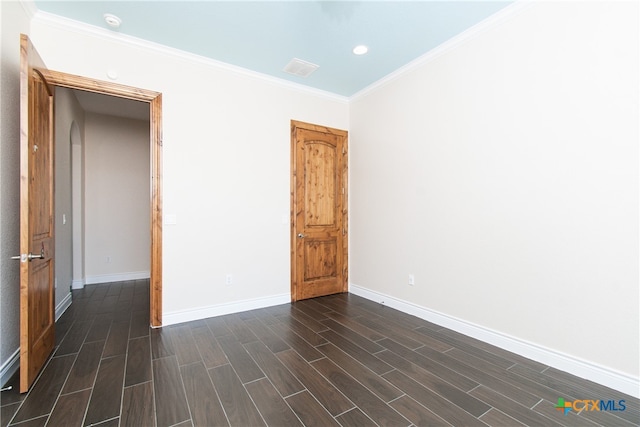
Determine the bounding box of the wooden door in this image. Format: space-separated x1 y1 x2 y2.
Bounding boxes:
18 34 56 393
291 121 348 301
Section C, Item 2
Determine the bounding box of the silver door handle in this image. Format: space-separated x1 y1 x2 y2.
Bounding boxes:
297 233 306 239
11 249 45 262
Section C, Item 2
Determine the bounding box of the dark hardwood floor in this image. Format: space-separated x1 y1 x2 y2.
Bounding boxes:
1 280 638 426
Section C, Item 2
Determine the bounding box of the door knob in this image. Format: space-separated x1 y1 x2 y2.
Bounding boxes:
297 233 306 238
11 248 45 262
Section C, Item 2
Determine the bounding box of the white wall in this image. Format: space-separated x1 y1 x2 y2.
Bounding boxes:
350 0 638 387
0 0 30 385
29 15 349 321
84 112 150 283
54 88 84 309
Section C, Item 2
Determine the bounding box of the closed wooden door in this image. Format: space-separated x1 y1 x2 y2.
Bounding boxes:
18 34 56 393
291 121 348 301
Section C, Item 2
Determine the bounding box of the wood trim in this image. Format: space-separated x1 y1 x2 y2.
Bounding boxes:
42 70 163 327
341 129 349 294
150 94 163 327
18 40 30 381
290 123 296 301
290 120 348 137
41 69 159 101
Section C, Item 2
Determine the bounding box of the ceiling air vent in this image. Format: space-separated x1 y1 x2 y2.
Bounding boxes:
283 58 319 78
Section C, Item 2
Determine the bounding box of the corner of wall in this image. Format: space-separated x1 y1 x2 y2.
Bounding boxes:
350 283 640 399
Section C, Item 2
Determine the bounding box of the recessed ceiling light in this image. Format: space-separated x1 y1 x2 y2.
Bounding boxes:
352 45 368 55
103 13 122 28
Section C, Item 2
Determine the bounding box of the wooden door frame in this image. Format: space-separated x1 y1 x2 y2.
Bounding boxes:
42 69 163 327
290 120 348 301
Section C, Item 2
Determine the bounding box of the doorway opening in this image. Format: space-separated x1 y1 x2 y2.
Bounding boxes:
57 87 151 310
45 69 163 327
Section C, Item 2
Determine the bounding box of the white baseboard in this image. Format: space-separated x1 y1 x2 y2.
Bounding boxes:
163 293 291 327
55 292 73 321
349 284 640 399
71 278 85 289
0 349 19 388
85 271 150 285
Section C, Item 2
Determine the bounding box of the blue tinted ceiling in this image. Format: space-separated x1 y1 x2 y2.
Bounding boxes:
33 1 512 96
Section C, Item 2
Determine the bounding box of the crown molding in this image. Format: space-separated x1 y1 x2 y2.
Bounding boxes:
350 0 534 102
18 0 38 20
29 9 349 104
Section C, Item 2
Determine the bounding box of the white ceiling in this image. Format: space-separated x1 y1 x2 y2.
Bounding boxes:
72 89 150 121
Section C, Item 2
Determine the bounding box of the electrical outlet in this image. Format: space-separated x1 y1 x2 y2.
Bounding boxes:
225 274 233 285
408 274 415 286
106 256 111 263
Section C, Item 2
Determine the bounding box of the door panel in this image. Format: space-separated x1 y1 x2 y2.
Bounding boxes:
304 140 337 227
291 121 348 301
19 34 55 393
304 239 338 280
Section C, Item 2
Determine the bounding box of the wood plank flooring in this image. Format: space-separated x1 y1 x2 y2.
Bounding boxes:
1 280 638 426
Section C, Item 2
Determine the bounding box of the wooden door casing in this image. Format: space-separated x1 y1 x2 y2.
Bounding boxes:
38 67 163 328
19 34 56 393
291 121 348 301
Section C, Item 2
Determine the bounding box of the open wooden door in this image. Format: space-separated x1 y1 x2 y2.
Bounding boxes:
291 121 348 301
17 34 56 393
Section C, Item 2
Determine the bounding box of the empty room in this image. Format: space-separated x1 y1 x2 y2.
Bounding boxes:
1 0 638 426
